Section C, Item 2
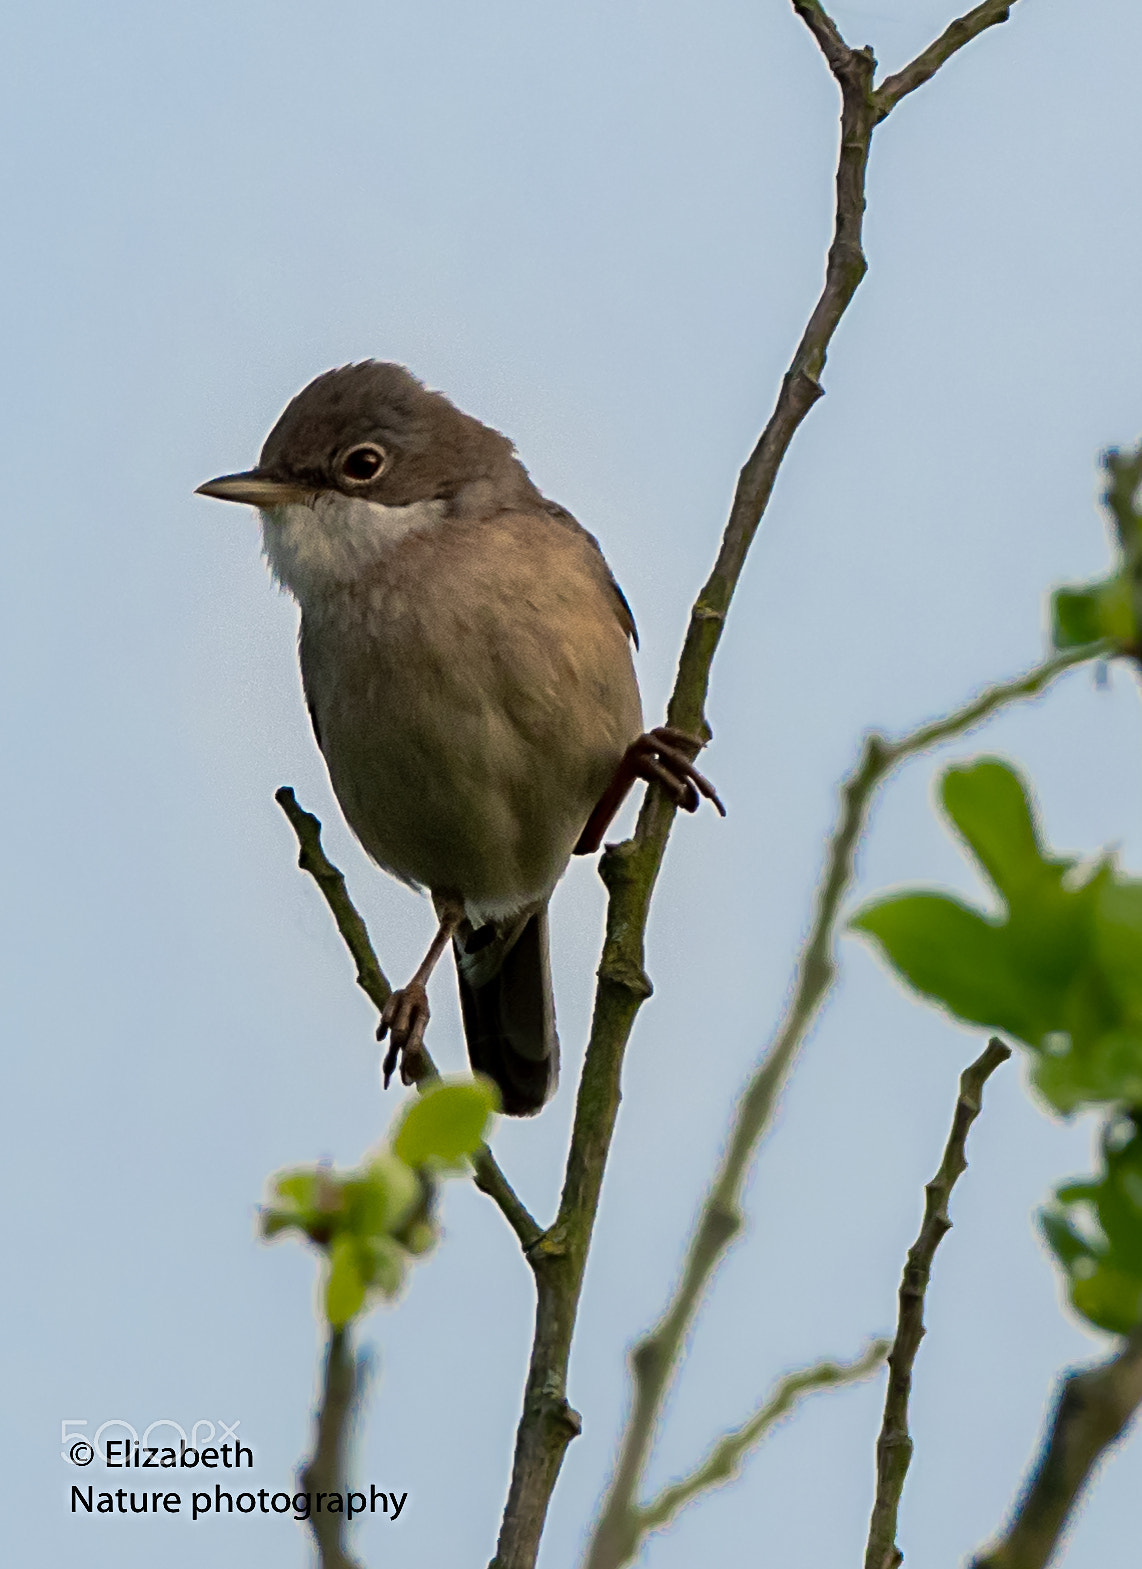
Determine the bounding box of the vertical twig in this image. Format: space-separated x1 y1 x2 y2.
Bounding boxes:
490 6 878 1558
301 1326 365 1569
585 735 886 1569
864 1038 1010 1569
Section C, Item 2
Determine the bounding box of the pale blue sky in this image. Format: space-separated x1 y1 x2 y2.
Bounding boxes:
4 1 1141 1564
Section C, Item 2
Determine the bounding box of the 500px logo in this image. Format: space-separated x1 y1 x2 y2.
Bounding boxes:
62 1420 251 1469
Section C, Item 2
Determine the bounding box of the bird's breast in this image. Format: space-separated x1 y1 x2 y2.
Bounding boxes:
298 513 642 921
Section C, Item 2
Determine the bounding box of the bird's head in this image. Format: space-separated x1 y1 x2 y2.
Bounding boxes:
197 361 535 599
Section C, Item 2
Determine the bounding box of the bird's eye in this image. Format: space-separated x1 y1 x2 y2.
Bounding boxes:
339 443 387 484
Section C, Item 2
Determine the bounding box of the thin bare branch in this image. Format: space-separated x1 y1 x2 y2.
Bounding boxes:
864 1038 1011 1569
276 787 392 1014
275 786 541 1252
585 736 882 1569
636 1340 889 1547
971 1328 1142 1569
790 0 855 80
584 652 1104 1569
879 644 1107 765
300 1326 365 1569
473 1150 545 1253
874 1 1019 118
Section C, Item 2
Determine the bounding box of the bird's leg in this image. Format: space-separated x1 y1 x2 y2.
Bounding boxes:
378 897 465 1089
574 726 726 855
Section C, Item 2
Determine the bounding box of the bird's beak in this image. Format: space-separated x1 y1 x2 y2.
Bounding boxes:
195 470 312 507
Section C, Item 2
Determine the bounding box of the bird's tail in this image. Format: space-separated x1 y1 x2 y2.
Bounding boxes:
452 907 558 1116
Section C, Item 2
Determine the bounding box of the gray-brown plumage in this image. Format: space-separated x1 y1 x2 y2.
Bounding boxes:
198 362 720 1115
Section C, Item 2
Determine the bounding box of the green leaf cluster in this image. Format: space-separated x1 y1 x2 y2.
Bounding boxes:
260 1077 499 1326
850 448 1142 1337
853 753 1142 1333
851 759 1142 1115
1041 1115 1142 1334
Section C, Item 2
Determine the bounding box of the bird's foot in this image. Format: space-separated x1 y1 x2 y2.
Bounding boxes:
629 727 725 816
575 726 725 855
378 984 431 1089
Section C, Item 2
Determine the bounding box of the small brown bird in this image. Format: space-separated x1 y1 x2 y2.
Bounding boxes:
198 363 721 1114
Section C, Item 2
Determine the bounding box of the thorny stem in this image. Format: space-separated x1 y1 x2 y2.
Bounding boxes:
863 1038 1011 1569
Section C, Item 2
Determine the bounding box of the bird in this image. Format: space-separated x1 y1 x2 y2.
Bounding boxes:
197 362 722 1115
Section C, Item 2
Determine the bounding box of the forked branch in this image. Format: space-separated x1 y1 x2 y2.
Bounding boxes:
622 1341 889 1561
276 7 1032 1568
585 650 1098 1569
499 9 1031 1556
874 1 1016 116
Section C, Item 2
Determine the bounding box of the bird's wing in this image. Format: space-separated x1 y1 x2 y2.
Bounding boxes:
540 500 639 650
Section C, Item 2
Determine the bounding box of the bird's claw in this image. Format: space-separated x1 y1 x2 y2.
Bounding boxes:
378 983 431 1088
633 727 726 818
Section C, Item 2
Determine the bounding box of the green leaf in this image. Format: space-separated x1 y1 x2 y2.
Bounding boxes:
260 1208 296 1239
260 1167 334 1240
851 893 1044 1044
1042 1119 1142 1333
1032 1024 1142 1114
1003 868 1102 1002
393 1077 499 1167
275 1171 320 1210
854 755 1142 1114
362 1236 408 1298
325 1236 367 1326
1040 1210 1091 1271
342 1154 420 1239
1095 880 1142 1022
399 1219 437 1257
1071 1268 1142 1334
1051 575 1134 651
263 1082 494 1324
941 759 1056 899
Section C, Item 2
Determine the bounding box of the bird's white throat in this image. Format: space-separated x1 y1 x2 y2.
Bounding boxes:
260 493 446 602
